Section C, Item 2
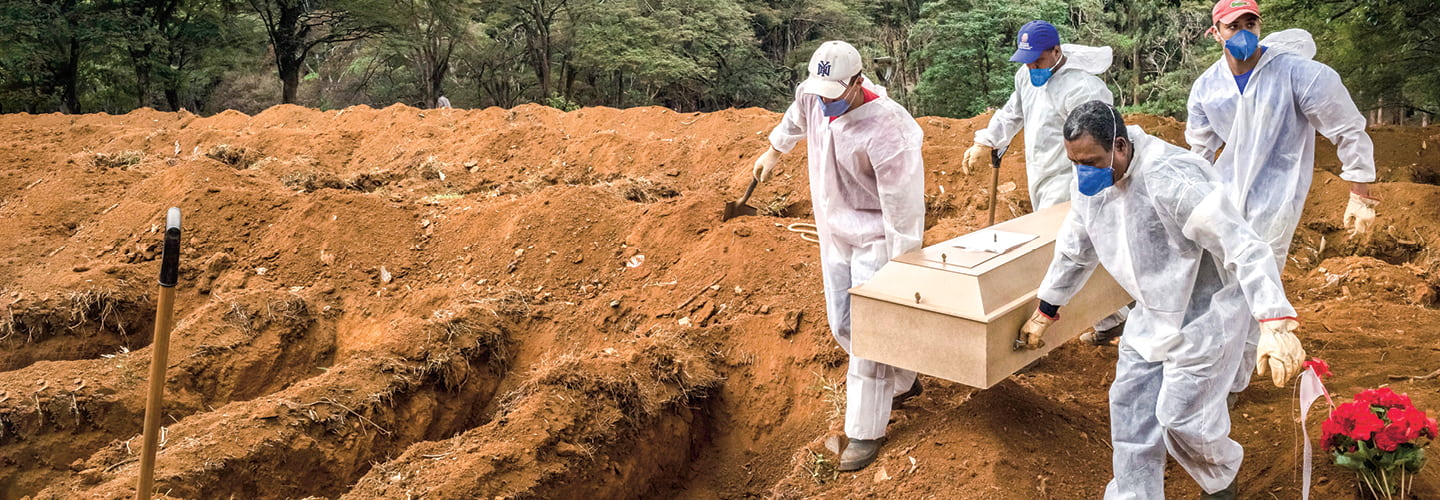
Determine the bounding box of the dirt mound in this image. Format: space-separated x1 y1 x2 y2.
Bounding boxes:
0 104 1437 499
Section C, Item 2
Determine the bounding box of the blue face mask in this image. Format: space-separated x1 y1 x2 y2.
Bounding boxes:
821 98 851 117
1029 56 1062 87
1076 109 1121 196
1076 163 1115 196
1225 29 1259 61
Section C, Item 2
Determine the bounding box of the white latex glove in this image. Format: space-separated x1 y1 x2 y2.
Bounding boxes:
1256 318 1305 387
1343 192 1378 240
753 147 781 183
962 144 993 175
1019 309 1055 350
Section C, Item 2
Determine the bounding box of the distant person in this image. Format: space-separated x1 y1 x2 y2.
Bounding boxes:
750 40 924 472
1185 0 1376 398
436 96 452 109
965 20 1129 346
1020 101 1304 499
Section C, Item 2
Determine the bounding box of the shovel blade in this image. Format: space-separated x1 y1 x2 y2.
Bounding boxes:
722 202 758 221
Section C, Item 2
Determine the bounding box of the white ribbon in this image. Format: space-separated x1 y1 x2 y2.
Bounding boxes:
1298 367 1331 500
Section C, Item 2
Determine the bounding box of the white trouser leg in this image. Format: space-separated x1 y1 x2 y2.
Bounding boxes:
1108 321 1247 497
1159 322 1247 494
1094 304 1132 332
1105 344 1166 500
821 238 909 440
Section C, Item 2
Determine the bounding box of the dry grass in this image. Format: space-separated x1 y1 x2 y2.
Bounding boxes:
89 151 146 169
759 192 791 217
67 287 130 338
810 371 845 423
803 449 840 484
616 177 678 203
205 144 257 168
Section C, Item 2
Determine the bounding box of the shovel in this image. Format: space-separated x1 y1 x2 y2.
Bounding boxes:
987 148 1004 227
722 177 760 221
137 207 181 500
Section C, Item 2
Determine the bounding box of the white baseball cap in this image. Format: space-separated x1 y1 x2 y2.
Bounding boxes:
798 41 863 99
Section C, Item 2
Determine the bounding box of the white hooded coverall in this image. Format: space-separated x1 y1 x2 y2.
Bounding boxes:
768 79 926 440
973 44 1115 209
1037 126 1296 497
974 44 1129 331
1185 29 1374 390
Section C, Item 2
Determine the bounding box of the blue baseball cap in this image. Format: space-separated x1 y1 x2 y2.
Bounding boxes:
1010 20 1060 63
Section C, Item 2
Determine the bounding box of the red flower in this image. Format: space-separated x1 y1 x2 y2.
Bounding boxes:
1302 358 1332 379
1331 401 1387 441
1385 407 1429 441
1354 387 1414 409
1375 423 1409 451
1426 416 1438 439
1321 416 1346 449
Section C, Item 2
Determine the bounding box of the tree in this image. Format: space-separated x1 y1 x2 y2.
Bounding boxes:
0 0 115 113
1268 0 1440 121
386 0 470 107
246 0 387 103
574 0 773 110
909 0 1068 118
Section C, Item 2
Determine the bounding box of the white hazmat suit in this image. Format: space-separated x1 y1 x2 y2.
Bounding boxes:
1037 125 1296 497
976 43 1129 332
974 44 1115 209
768 78 925 441
1185 28 1374 390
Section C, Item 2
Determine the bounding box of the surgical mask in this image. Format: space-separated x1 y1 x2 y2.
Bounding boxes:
1029 57 1062 87
1076 109 1120 196
1225 29 1259 61
1076 163 1115 196
821 98 851 117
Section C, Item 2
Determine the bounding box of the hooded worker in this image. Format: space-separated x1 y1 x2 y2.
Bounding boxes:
1019 101 1305 499
966 20 1129 346
751 40 925 472
1185 0 1377 397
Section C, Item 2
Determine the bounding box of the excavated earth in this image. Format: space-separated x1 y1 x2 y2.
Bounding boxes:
0 104 1437 499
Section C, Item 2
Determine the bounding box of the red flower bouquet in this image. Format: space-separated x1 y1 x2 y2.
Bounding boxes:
1321 387 1436 498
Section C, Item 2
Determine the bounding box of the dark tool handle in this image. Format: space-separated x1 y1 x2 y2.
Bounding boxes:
159 207 181 287
737 177 759 206
987 149 1002 227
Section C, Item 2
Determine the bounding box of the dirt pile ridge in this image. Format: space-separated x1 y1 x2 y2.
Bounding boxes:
0 104 1437 498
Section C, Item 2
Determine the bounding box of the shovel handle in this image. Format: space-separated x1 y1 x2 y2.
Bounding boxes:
737 177 759 206
987 149 1003 227
160 207 181 287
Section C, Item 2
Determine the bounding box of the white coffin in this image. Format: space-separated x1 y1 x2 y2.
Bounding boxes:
850 202 1133 389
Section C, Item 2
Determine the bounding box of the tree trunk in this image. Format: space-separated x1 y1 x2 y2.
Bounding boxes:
62 37 82 114
280 60 301 104
134 51 153 108
1131 44 1141 107
165 87 181 111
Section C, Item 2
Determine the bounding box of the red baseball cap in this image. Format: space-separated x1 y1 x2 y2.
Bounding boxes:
1212 0 1261 24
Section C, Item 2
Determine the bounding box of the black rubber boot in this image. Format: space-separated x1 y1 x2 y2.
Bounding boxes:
1200 478 1238 499
892 378 923 407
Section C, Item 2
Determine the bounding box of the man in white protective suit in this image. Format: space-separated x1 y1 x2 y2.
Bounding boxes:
1018 101 1306 499
750 40 925 472
964 20 1131 346
1185 0 1376 398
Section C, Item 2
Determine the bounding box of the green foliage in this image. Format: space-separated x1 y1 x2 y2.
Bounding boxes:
1267 0 1440 118
543 92 579 112
0 0 1431 119
909 0 1069 118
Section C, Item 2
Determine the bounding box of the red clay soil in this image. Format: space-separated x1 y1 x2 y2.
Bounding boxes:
0 104 1436 499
